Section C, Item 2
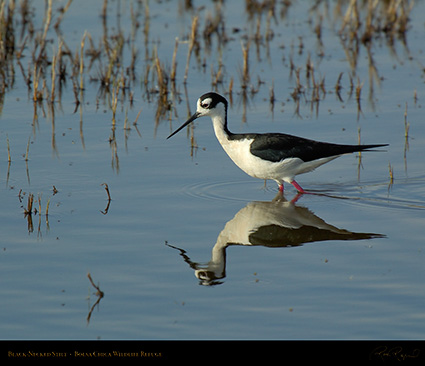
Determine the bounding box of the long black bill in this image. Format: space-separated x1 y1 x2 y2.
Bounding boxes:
167 112 200 139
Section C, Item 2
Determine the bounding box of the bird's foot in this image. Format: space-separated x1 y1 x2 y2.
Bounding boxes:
279 181 310 195
290 180 306 194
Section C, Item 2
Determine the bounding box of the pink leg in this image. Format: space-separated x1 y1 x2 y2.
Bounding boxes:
290 180 306 194
290 192 303 204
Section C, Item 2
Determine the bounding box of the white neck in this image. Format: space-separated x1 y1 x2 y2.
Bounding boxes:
208 103 229 144
212 115 229 142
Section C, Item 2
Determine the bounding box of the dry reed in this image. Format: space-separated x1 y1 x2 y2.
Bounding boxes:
184 15 199 83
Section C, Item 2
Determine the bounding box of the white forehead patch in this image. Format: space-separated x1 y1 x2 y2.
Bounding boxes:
200 97 213 109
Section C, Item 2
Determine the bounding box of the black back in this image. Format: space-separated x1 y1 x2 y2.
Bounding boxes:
230 132 387 163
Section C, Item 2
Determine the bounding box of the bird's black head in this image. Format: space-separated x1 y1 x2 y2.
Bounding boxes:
167 92 228 139
198 92 228 110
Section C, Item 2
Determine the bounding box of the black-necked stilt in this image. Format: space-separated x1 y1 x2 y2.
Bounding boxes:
167 92 388 193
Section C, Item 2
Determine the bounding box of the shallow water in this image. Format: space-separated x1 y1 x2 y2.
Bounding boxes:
1 0 425 341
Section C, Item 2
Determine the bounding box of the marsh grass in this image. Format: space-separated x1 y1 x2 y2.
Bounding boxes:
388 162 395 185
6 134 11 162
19 189 51 235
184 15 199 83
0 0 420 212
100 183 111 214
403 102 410 172
0 0 415 127
86 273 104 325
24 136 30 161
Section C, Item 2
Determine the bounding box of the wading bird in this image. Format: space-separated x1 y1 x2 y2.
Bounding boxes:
167 92 388 193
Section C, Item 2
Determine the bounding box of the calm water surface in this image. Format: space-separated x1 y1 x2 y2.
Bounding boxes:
1 0 425 341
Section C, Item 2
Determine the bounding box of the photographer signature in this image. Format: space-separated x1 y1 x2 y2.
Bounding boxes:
370 345 421 362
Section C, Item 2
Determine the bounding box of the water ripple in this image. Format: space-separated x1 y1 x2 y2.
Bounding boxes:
178 176 425 211
179 179 274 202
313 176 425 211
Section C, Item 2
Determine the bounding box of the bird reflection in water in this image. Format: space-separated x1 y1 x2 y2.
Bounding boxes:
166 192 385 286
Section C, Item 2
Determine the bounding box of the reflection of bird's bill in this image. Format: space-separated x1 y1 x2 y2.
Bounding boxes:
167 112 200 139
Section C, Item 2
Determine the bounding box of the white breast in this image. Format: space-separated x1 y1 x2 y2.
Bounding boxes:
213 130 299 182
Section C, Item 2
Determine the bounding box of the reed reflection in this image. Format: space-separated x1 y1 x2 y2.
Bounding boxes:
167 192 385 286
